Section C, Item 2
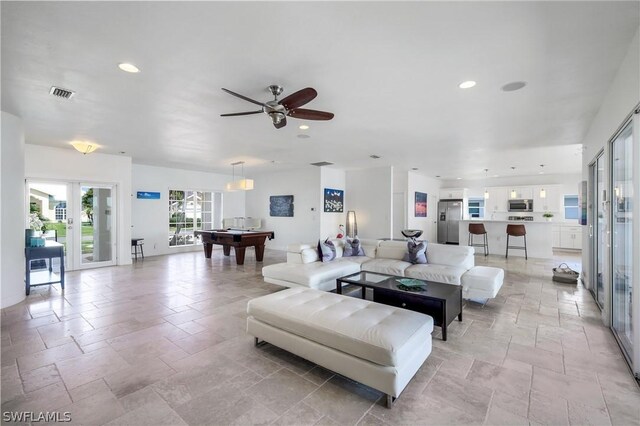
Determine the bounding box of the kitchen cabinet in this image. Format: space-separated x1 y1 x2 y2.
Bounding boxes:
533 185 561 213
557 225 583 249
439 188 468 200
507 186 533 200
552 226 561 248
485 187 508 212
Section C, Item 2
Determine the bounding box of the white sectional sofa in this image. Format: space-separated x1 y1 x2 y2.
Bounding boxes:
262 239 503 300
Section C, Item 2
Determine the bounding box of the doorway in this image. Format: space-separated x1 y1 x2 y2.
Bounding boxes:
589 152 607 309
26 180 117 270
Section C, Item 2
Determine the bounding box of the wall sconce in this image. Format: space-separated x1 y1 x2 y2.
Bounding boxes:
225 161 254 192
346 211 358 238
70 140 99 154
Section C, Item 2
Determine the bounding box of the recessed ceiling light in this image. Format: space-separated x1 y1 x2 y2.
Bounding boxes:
118 63 140 73
501 81 527 92
370 155 381 159
435 175 441 178
297 134 310 139
456 177 462 180
493 175 499 178
411 168 418 171
119 151 126 154
299 124 309 130
458 81 476 89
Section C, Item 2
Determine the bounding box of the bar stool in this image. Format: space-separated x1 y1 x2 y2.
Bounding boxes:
131 238 144 260
468 223 489 256
505 224 527 259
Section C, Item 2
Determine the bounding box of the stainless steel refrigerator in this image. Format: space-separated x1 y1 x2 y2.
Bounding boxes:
437 200 463 244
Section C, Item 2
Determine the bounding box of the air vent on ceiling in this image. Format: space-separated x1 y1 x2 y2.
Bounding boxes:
49 86 75 99
310 161 334 167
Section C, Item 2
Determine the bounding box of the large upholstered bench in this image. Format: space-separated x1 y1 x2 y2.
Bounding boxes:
246 287 433 408
262 239 504 301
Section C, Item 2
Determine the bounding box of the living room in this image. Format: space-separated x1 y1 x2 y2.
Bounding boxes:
2 1 640 425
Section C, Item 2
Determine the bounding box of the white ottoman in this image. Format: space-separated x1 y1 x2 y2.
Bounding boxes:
246 287 433 407
461 266 504 300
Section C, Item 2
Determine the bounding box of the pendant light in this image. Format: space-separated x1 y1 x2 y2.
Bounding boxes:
509 167 517 198
539 165 546 198
483 169 490 199
225 161 254 191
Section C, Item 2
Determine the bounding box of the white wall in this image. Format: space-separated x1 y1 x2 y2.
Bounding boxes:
1 112 26 308
245 168 321 250
131 164 245 257
320 168 346 239
345 167 393 239
25 145 133 267
406 171 442 242
579 28 640 328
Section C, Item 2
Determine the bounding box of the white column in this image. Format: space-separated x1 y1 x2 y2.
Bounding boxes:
1 112 26 308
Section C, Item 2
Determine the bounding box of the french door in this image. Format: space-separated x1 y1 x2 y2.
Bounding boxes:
610 118 635 365
589 152 607 309
26 180 117 270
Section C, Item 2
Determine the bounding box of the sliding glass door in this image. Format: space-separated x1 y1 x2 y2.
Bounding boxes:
611 120 634 359
590 153 607 309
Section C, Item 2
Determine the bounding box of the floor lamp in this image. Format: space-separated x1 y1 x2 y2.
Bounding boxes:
346 211 358 238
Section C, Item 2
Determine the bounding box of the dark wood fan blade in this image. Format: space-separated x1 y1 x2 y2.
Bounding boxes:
287 108 334 121
273 117 287 129
220 111 263 117
279 88 317 110
221 88 269 108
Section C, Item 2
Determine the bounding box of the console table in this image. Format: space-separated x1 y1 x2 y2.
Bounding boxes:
25 241 65 295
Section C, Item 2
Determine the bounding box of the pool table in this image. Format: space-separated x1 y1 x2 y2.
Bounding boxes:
194 229 275 265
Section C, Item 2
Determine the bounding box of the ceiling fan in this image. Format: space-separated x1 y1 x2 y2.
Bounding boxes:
220 85 334 129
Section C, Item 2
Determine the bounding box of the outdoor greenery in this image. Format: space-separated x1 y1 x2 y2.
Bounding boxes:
47 222 93 237
82 188 94 225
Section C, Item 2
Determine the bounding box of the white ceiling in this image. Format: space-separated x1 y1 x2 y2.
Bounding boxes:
2 2 638 180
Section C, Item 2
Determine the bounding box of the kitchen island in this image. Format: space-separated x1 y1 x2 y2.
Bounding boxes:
459 220 553 259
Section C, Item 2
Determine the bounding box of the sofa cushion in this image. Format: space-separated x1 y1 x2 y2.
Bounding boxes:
343 238 365 257
426 243 474 270
247 287 434 367
405 264 467 285
403 240 427 264
376 241 410 260
334 256 373 265
318 239 337 262
262 261 361 289
362 258 412 276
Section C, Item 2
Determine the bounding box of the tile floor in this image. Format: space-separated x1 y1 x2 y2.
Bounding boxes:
2 248 639 425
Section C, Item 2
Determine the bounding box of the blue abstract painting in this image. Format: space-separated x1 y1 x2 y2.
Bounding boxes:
270 195 294 217
324 188 344 213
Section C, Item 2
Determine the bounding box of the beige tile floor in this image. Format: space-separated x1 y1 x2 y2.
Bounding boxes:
2 248 639 425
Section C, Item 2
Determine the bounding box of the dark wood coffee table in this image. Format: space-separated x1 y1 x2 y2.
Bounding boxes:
336 271 462 341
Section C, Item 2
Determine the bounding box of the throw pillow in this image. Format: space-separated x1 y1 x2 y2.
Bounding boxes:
343 237 365 257
403 240 427 264
317 238 337 262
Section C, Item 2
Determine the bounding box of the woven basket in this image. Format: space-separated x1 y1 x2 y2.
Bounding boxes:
553 263 579 284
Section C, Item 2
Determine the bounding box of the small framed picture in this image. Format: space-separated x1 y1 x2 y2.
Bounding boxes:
415 192 427 217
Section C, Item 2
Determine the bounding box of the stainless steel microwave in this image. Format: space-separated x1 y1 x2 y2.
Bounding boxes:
508 199 533 212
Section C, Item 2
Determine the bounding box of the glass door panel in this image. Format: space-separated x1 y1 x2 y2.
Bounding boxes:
78 184 116 268
611 121 633 358
595 153 607 308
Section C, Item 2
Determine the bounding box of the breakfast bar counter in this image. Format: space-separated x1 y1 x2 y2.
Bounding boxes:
458 220 553 259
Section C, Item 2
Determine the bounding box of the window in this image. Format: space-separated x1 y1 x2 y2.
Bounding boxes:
468 198 485 218
169 190 220 247
564 195 579 220
55 202 67 221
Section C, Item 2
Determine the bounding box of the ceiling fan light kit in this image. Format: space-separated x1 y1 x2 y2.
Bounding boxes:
221 85 334 129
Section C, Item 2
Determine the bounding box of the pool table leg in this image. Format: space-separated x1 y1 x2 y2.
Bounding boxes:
255 244 265 261
222 245 230 256
234 247 246 265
